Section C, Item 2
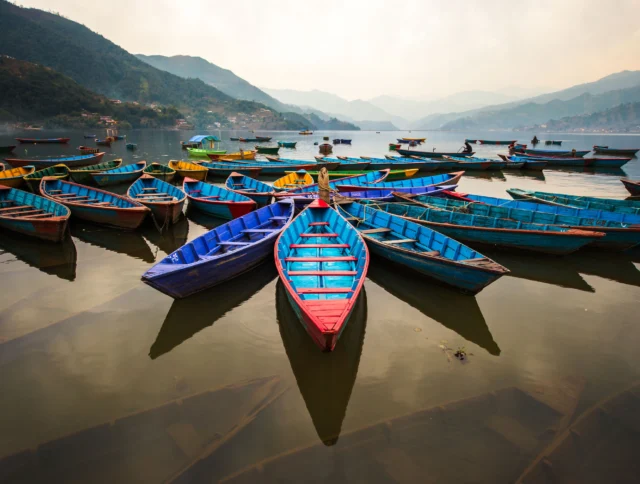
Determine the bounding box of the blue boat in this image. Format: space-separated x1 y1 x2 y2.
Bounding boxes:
316 157 370 170
441 193 640 251
0 186 70 242
335 171 464 192
127 174 186 225
199 161 262 178
444 156 507 170
336 202 508 294
374 197 605 255
142 199 295 298
126 143 137 150
385 155 458 171
225 172 274 206
183 178 256 219
226 160 317 176
90 161 146 187
524 148 590 157
277 170 391 196
340 139 352 145
507 189 640 216
275 199 369 352
593 146 639 156
341 156 425 171
265 156 341 171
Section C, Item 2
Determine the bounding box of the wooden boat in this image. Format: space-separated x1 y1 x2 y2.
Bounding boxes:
304 168 419 181
386 155 459 171
339 139 352 144
77 146 100 154
277 141 297 148
443 193 640 251
255 145 280 155
0 377 284 484
464 139 477 143
143 162 176 182
199 161 262 178
621 178 640 196
228 160 318 176
498 154 548 170
336 171 464 192
276 170 391 196
0 145 16 154
273 170 313 192
477 139 517 145
388 143 401 150
593 145 639 156
513 153 631 168
267 156 341 171
168 160 208 181
229 137 240 141
125 143 137 150
397 148 474 158
0 165 35 188
143 200 294 298
299 130 313 135
274 199 369 352
68 159 122 185
516 380 640 484
24 164 69 192
40 178 149 230
342 156 426 171
337 202 508 293
183 178 256 219
225 172 274 206
94 139 112 147
444 155 506 170
15 137 70 144
524 148 590 157
401 137 426 142
382 195 605 254
208 150 257 161
4 152 105 169
83 134 96 139
256 136 272 142
316 157 370 170
127 174 186 225
545 140 563 145
186 147 227 157
290 185 455 207
238 137 260 142
507 189 640 216
90 160 146 187
0 186 70 242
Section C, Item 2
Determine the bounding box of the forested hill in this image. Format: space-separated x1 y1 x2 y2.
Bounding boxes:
0 0 307 129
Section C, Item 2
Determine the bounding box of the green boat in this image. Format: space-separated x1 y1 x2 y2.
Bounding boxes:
277 141 297 148
143 162 176 182
303 168 418 181
24 164 69 192
68 159 123 185
255 145 280 155
187 148 227 158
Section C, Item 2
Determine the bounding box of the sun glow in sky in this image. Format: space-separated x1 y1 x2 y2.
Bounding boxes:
19 0 640 100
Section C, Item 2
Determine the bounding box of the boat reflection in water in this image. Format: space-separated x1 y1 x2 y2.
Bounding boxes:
367 256 499 356
567 250 640 287
276 280 367 446
462 171 506 181
70 221 155 263
141 215 190 257
505 170 546 181
0 231 77 281
185 205 228 230
150 263 278 359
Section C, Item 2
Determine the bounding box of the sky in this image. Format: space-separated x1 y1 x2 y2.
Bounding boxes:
18 0 640 101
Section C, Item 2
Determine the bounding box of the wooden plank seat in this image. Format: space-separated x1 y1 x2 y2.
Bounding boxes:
296 287 353 294
197 195 220 200
422 250 440 256
218 241 251 246
6 209 45 217
91 202 113 206
142 187 158 191
382 238 417 244
242 228 278 233
361 228 392 234
270 216 289 220
300 233 339 238
22 213 54 219
137 192 169 197
285 256 357 262
288 270 357 276
55 193 81 198
0 205 31 212
48 189 63 193
344 216 362 221
309 222 329 226
290 243 350 249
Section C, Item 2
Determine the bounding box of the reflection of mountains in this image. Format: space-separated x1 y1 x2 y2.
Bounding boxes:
142 216 189 256
70 221 155 263
486 250 595 293
276 280 367 446
367 256 500 356
0 231 77 281
149 263 278 359
567 251 640 287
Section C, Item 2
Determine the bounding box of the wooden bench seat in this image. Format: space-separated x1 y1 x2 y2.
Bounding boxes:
288 270 357 276
296 287 353 294
361 228 392 234
382 238 417 244
285 256 357 262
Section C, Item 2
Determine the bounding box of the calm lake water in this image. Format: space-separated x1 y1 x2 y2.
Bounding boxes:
1 129 639 483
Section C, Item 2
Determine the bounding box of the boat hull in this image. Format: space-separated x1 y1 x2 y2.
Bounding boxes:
5 153 105 169
0 215 68 242
91 171 142 187
15 138 70 144
621 179 640 196
188 198 255 220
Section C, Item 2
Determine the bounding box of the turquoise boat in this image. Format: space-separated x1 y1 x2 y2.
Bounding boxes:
524 148 590 157
225 172 274 206
336 202 508 294
183 178 256 219
385 156 458 171
199 161 262 178
316 157 370 170
507 189 640 216
335 171 464 192
277 141 297 148
444 156 507 170
341 156 425 171
69 159 123 185
127 174 186 225
372 199 605 254
90 161 146 187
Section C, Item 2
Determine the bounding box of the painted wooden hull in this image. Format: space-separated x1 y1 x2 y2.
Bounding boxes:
0 186 70 242
95 140 112 147
225 172 274 206
4 152 105 169
507 189 640 216
305 169 418 181
500 155 548 170
77 146 100 154
444 156 506 170
24 165 70 192
90 161 146 187
168 161 208 181
230 161 318 176
15 137 70 144
142 201 294 298
0 165 35 188
41 178 149 230
278 170 391 196
621 178 640 196
143 163 176 183
208 150 257 161
266 156 340 171
275 199 369 352
255 146 280 155
183 178 256 220
68 159 123 185
127 175 186 225
277 142 297 148
336 171 464 192
199 162 261 178
478 140 517 145
518 154 630 168
273 171 314 191
397 149 474 158
524 149 590 157
593 146 639 156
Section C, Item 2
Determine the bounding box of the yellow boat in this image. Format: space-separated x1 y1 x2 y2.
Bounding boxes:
273 170 313 192
296 168 420 181
168 160 208 181
209 150 257 161
0 165 36 188
401 137 426 142
299 130 313 135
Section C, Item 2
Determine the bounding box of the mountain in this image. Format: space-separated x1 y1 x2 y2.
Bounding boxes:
0 56 182 128
0 0 307 129
355 120 398 131
535 102 640 132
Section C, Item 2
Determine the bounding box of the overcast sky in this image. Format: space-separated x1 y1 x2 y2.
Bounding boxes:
19 0 640 100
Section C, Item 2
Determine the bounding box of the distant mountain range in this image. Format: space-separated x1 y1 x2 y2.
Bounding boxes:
534 102 640 132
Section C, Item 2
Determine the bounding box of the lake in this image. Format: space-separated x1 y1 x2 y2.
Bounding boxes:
1 128 639 483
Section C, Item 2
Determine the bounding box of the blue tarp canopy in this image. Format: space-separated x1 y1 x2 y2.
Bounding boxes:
188 135 221 143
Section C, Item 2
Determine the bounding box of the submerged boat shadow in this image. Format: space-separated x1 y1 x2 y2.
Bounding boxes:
70 221 155 263
0 231 77 281
276 280 367 446
149 263 278 359
141 215 190 256
566 250 640 287
366 256 500 356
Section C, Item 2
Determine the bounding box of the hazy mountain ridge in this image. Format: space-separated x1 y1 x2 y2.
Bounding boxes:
535 102 640 132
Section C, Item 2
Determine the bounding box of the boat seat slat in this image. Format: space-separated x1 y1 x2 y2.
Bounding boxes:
296 287 353 294
285 256 357 262
288 271 357 276
242 229 277 233
300 233 338 238
361 228 392 234
219 241 251 246
422 250 440 256
141 187 158 191
290 243 350 248
309 222 329 226
21 213 54 219
270 216 289 220
0 205 31 212
6 209 45 216
197 195 221 200
383 238 417 244
344 217 362 221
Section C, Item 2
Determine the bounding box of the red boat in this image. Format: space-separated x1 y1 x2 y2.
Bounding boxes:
77 146 100 154
15 138 70 144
